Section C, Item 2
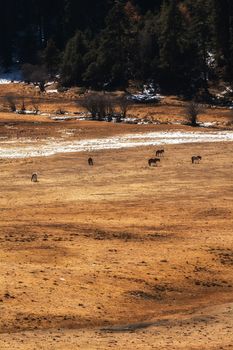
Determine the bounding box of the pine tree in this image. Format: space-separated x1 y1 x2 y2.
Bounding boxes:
84 1 136 89
212 0 233 82
60 31 89 86
0 1 16 67
158 0 187 91
43 39 61 77
187 0 215 93
134 11 160 81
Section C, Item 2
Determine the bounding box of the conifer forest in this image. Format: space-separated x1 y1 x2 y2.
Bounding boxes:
0 0 232 94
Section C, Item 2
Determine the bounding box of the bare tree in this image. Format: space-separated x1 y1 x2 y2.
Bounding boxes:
22 64 49 92
18 98 26 114
184 101 204 127
5 94 17 112
79 93 115 121
31 97 40 114
79 94 99 119
227 109 233 126
118 94 131 118
99 95 115 120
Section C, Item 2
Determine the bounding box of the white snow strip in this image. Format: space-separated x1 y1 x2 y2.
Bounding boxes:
50 116 79 121
46 89 58 94
0 130 233 159
198 122 217 127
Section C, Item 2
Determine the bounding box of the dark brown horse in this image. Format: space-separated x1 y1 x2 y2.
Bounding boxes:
148 158 160 166
191 155 202 164
31 173 38 182
88 157 94 166
155 149 164 157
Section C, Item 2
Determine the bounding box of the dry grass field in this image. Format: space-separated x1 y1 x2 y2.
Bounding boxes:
0 84 232 349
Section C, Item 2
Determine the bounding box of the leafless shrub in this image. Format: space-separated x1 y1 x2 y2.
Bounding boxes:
99 95 115 120
31 98 40 114
16 96 26 114
79 93 115 120
5 94 17 112
56 108 66 115
226 109 233 126
22 63 49 92
184 101 204 127
118 94 131 118
80 94 99 119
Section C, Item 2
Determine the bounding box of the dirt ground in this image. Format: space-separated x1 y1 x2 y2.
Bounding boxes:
0 83 232 125
0 84 233 349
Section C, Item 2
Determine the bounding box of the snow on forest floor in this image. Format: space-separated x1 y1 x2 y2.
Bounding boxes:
0 130 233 159
0 70 22 84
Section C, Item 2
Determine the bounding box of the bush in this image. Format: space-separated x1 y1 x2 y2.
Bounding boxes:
184 101 204 126
227 109 233 125
117 94 131 118
31 98 40 114
22 64 48 92
18 98 26 114
79 93 115 120
5 94 17 112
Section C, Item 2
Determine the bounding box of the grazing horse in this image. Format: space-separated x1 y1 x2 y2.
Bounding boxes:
88 157 94 166
156 149 164 157
31 173 38 182
148 158 160 167
191 155 202 164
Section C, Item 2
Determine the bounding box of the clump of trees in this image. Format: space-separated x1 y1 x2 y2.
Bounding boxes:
4 94 41 114
22 64 49 92
79 93 131 121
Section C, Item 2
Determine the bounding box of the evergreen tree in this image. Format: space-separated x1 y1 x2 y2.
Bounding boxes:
84 1 136 89
0 1 16 67
212 0 233 82
187 0 215 93
43 39 61 76
158 0 187 91
133 11 160 81
0 0 232 91
60 31 89 86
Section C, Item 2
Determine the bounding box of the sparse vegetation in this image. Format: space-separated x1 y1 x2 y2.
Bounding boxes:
18 98 26 114
227 109 233 126
79 93 132 121
5 94 17 112
79 93 115 121
31 98 40 115
118 94 131 119
22 64 49 92
185 101 204 127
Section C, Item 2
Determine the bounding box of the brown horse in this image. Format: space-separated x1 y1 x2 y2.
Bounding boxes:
31 173 38 182
88 157 94 166
191 155 202 164
148 158 160 166
155 149 164 157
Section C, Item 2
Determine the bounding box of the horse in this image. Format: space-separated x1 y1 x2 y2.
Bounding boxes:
155 149 164 157
88 157 94 166
31 173 38 182
148 158 160 166
191 155 202 164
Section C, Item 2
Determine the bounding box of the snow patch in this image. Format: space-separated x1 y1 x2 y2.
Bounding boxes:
46 89 58 94
198 122 217 127
0 69 22 84
0 130 233 159
128 83 163 103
